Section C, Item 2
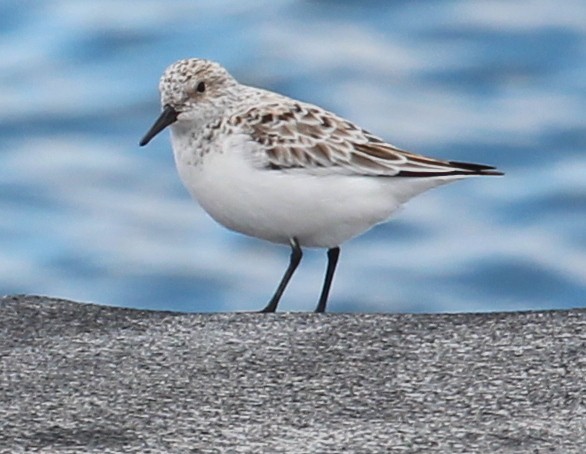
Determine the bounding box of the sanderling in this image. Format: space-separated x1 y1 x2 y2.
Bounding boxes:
140 58 503 313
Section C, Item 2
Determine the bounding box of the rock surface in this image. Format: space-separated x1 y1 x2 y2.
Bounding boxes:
1 295 586 453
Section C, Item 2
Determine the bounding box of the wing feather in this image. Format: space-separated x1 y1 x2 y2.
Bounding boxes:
229 100 502 177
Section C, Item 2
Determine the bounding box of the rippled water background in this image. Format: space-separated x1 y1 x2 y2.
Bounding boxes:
1 1 585 313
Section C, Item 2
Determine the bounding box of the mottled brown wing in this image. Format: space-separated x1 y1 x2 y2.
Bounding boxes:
231 101 501 177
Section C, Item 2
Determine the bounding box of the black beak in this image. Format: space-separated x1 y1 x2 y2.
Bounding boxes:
139 105 178 146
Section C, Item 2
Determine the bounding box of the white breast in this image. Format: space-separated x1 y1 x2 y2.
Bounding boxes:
171 128 454 248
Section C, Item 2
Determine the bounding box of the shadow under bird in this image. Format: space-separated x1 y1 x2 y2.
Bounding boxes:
140 58 503 313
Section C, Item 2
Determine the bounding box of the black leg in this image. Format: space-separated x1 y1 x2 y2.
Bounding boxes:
260 238 303 313
314 247 340 313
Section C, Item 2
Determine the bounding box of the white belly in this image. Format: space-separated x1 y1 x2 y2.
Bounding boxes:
172 131 452 248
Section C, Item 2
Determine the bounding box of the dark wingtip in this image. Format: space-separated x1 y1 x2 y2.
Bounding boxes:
396 161 504 178
448 161 504 176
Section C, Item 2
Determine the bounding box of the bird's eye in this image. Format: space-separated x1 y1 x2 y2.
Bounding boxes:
196 81 206 93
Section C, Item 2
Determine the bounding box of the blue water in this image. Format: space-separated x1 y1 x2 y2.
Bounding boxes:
1 1 585 313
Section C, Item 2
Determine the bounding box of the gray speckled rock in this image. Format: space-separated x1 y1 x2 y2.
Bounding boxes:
1 295 585 453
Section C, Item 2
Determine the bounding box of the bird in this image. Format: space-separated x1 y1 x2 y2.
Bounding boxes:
140 58 503 313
